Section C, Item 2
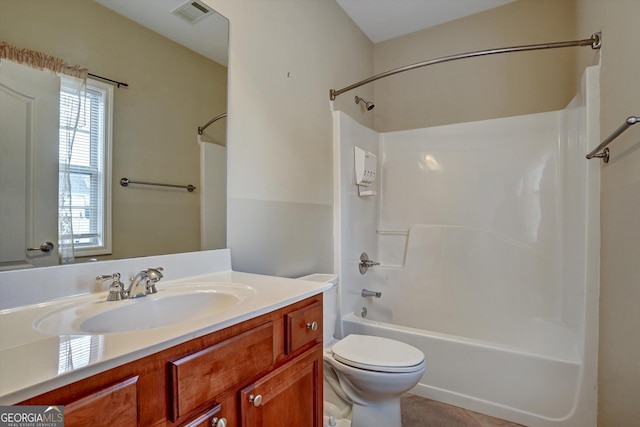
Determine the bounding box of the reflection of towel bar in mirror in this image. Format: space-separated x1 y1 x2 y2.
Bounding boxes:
198 112 227 135
120 177 196 192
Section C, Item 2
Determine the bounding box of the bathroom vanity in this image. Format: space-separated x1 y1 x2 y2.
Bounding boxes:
20 295 323 427
0 250 328 427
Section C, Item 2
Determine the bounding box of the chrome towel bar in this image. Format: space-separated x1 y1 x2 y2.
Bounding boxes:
120 177 196 192
586 116 640 163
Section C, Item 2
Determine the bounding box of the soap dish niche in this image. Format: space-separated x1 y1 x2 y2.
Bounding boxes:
354 146 377 197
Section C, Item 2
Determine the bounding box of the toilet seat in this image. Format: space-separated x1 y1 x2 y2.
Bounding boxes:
331 334 425 373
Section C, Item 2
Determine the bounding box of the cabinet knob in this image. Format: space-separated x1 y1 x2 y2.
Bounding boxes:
306 321 318 331
211 417 227 427
248 394 263 407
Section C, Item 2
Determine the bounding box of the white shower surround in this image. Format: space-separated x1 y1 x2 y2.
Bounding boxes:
332 66 600 426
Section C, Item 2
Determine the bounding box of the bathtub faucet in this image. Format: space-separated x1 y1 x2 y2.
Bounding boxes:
362 289 382 298
359 252 380 274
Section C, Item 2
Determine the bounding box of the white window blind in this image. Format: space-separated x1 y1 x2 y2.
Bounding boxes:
57 335 103 374
59 77 112 256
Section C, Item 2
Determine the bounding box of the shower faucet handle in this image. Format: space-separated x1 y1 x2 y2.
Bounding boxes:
359 252 380 274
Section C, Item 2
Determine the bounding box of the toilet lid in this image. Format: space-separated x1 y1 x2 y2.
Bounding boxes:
332 334 425 373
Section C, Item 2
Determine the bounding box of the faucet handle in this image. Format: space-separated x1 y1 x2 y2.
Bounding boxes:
97 272 126 301
96 272 118 281
359 252 380 274
144 267 164 294
146 267 164 280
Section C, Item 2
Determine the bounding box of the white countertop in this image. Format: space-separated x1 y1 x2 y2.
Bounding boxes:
0 264 331 404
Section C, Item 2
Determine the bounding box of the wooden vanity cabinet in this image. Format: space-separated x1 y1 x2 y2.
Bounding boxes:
19 294 323 427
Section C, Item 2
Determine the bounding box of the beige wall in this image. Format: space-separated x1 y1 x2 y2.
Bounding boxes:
0 0 228 260
209 0 373 276
575 1 640 426
373 0 577 131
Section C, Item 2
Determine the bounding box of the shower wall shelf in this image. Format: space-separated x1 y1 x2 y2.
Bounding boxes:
586 116 640 163
120 177 196 192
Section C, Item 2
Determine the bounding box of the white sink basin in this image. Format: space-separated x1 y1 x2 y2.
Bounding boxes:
34 283 255 335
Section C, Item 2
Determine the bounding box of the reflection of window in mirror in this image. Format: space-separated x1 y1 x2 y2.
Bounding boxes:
59 77 113 256
57 335 103 374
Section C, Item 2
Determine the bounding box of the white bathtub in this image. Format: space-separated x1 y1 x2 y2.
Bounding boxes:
342 312 587 426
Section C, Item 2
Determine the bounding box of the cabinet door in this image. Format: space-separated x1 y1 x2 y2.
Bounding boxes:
63 376 139 427
240 345 321 427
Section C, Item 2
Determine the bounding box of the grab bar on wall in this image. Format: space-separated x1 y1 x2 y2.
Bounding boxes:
120 177 196 192
329 33 602 100
198 112 227 135
586 116 640 163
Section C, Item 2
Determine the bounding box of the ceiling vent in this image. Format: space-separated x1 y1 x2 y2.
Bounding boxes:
171 0 215 25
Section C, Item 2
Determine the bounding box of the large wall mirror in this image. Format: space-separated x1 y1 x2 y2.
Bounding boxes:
0 0 229 271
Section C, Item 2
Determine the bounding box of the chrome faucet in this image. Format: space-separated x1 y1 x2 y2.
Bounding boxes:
126 270 151 298
97 267 164 301
126 267 164 298
359 252 380 274
361 289 382 298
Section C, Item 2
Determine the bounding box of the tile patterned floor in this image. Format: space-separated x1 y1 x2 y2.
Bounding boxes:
401 394 525 427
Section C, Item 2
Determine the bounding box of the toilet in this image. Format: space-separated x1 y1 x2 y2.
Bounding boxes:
324 334 425 427
297 273 426 427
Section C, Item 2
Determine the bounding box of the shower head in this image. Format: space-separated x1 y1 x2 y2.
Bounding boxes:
355 96 374 111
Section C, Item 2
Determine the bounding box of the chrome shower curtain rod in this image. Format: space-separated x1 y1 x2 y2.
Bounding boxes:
329 32 602 100
198 112 227 135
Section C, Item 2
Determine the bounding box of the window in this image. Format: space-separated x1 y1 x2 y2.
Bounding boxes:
59 77 113 256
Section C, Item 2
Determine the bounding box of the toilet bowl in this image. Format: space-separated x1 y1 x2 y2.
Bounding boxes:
295 273 425 427
323 334 426 427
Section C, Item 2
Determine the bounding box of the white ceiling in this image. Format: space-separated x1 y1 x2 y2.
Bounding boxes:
94 0 229 66
336 0 516 43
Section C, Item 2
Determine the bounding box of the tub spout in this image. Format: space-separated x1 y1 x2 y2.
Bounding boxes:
362 289 382 298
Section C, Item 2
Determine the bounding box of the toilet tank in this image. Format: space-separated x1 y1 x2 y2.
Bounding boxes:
297 274 339 344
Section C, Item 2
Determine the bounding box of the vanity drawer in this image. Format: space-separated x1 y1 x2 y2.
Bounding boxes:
169 322 275 422
285 302 322 354
180 403 222 427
